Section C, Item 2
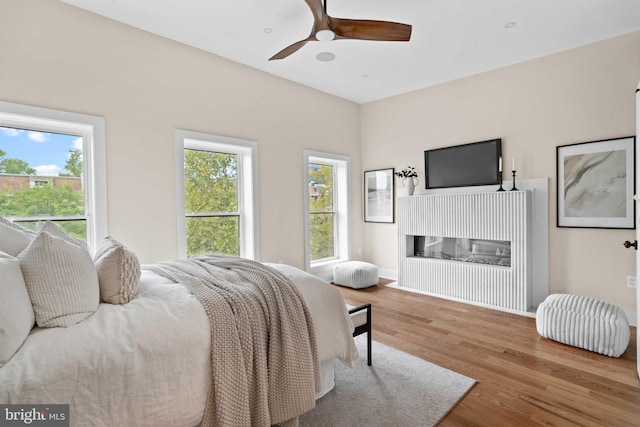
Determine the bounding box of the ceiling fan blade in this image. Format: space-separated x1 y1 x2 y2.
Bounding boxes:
304 0 327 30
329 17 412 41
270 0 329 61
269 38 312 60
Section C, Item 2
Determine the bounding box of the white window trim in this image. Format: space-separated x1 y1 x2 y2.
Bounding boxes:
0 101 107 253
175 129 259 260
303 150 350 273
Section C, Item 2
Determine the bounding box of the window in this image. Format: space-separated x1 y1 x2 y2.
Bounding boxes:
175 130 258 259
0 101 107 252
304 150 350 271
309 163 335 260
29 178 52 188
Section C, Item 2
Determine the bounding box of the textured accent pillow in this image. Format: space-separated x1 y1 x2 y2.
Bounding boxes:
94 236 141 304
0 217 35 256
0 252 35 367
37 220 88 250
18 231 99 328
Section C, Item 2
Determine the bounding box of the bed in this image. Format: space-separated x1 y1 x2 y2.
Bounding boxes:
0 219 358 426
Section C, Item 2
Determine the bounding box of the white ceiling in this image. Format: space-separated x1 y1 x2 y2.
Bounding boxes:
61 0 640 104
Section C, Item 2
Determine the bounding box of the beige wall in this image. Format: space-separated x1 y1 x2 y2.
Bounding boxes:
0 0 362 268
361 31 640 313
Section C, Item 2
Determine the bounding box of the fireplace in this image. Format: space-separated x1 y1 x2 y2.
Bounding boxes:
396 184 548 315
412 236 511 267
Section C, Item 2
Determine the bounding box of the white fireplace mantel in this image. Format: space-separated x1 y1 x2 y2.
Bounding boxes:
395 178 549 316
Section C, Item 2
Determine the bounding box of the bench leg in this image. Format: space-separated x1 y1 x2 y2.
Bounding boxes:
348 303 372 366
366 305 372 366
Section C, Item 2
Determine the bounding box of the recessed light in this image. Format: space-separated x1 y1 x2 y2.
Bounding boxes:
316 52 335 62
264 27 273 34
504 22 516 29
315 29 336 42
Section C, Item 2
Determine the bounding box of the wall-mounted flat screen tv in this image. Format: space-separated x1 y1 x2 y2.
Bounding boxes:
424 138 502 189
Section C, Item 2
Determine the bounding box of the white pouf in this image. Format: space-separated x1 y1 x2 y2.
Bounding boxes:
536 293 630 358
333 261 378 289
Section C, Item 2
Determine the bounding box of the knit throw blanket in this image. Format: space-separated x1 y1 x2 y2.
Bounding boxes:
144 255 319 427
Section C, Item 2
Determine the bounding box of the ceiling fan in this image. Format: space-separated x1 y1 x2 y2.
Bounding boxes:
269 0 412 60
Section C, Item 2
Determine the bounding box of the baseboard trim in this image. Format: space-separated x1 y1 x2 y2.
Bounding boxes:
378 268 398 281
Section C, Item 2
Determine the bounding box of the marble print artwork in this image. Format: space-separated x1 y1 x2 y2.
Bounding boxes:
563 149 626 217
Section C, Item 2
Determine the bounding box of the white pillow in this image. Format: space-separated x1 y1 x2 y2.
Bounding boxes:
37 220 88 250
18 231 99 328
0 252 35 367
0 217 35 256
94 236 140 304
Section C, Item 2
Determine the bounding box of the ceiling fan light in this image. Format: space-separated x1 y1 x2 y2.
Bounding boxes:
315 29 336 42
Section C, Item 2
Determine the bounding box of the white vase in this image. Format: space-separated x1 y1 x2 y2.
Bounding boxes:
403 177 418 196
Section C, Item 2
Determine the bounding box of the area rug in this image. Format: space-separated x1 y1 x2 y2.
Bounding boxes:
299 336 476 426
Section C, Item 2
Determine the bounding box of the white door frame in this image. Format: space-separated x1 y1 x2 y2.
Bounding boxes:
635 83 640 376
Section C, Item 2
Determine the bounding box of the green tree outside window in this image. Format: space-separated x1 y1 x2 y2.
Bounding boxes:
309 163 335 261
0 135 85 238
184 149 240 257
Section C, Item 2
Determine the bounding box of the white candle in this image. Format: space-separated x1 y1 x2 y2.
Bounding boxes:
498 156 502 172
512 157 515 171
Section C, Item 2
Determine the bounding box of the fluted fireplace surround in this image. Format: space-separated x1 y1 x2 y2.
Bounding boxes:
396 179 548 316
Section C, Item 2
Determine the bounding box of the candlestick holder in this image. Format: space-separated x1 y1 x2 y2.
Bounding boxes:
497 171 505 192
510 170 518 191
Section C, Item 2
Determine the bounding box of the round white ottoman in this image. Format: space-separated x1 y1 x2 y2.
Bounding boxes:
536 293 630 357
333 261 378 289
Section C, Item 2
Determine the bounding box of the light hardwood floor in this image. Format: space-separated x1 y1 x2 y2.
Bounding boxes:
334 279 640 426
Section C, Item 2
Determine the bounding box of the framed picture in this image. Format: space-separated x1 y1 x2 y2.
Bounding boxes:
557 136 635 229
364 168 395 223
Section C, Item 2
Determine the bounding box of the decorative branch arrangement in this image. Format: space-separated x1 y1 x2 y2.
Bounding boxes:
394 166 417 178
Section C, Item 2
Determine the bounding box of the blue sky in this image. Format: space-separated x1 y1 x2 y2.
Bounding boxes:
0 126 81 176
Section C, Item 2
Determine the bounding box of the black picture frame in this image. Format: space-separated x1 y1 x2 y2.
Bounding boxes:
364 168 395 223
557 136 636 229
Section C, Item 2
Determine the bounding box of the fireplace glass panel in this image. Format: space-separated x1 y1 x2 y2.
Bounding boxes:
412 236 511 267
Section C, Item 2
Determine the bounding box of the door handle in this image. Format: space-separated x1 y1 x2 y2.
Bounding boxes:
623 240 637 250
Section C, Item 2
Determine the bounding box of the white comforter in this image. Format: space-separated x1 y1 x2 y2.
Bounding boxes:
266 263 358 364
0 264 357 426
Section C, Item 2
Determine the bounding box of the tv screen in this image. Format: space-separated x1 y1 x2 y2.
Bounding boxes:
424 139 502 189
